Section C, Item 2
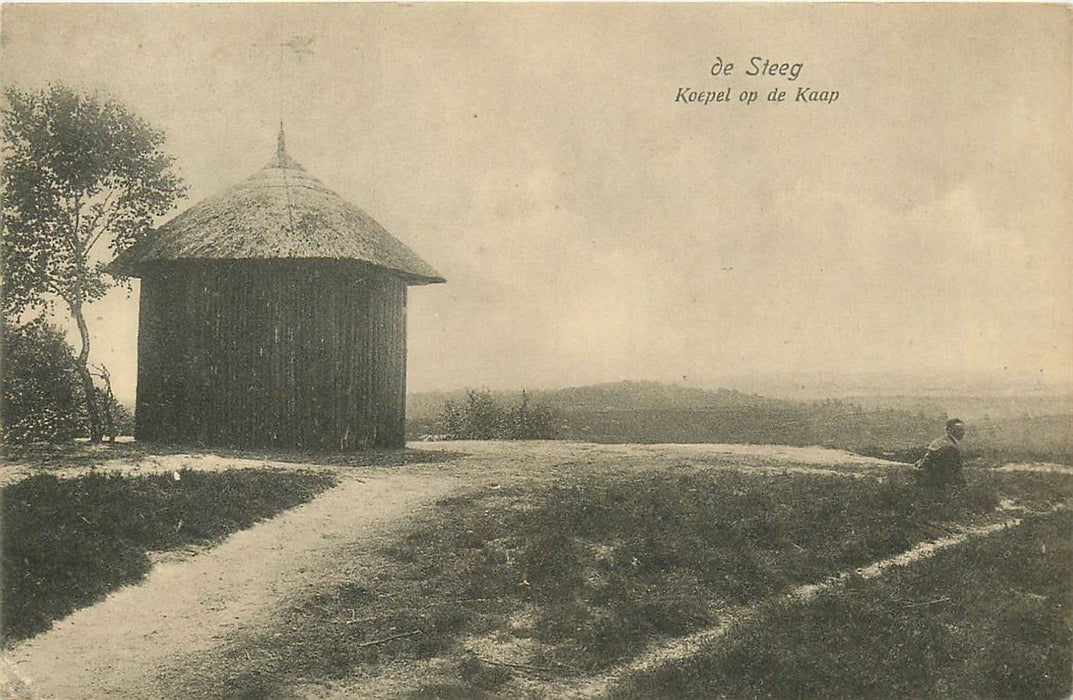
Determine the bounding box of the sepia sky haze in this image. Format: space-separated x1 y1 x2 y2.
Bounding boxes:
2 3 1070 404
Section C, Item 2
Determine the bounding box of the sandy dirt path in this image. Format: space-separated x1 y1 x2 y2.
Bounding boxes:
994 462 1073 475
3 468 459 700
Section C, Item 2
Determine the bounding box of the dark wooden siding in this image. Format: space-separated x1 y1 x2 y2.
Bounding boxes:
135 260 407 449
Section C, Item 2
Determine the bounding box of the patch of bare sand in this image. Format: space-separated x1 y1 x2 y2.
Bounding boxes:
426 440 898 466
0 453 331 488
421 440 903 481
995 462 1073 475
2 468 459 700
624 442 900 467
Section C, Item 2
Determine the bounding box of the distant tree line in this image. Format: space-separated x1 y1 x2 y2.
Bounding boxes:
440 389 562 440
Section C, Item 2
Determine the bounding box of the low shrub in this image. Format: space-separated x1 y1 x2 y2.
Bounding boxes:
442 389 560 440
1 318 86 444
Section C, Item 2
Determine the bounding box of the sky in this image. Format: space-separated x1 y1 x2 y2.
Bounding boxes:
2 3 1070 404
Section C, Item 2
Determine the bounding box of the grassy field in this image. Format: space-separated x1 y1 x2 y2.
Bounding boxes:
618 509 1073 699
168 456 1073 698
5 436 1070 697
1 468 335 643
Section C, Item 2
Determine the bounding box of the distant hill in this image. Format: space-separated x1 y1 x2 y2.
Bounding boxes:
406 380 1072 465
537 381 783 412
406 381 916 447
406 381 784 427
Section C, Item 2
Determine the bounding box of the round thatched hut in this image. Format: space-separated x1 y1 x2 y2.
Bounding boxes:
109 130 444 450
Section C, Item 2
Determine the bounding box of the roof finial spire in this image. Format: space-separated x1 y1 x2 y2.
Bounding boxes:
277 121 286 163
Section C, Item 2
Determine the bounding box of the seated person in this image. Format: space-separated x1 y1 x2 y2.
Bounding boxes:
915 418 966 488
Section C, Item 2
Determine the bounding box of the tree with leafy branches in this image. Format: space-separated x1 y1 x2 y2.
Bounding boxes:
2 84 185 441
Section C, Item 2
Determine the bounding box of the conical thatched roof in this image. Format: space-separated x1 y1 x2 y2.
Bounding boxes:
109 133 444 285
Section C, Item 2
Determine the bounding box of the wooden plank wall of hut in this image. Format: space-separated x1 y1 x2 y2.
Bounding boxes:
135 261 407 449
